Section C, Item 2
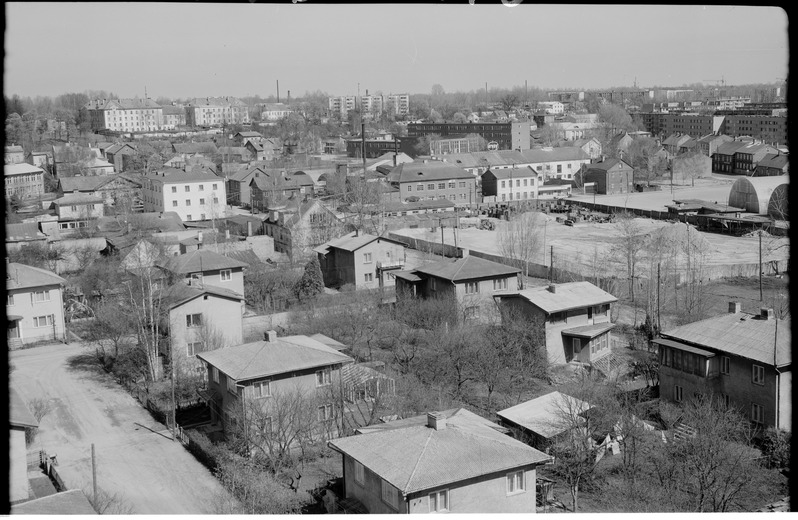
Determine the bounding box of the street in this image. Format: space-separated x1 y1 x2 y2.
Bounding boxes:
10 343 231 514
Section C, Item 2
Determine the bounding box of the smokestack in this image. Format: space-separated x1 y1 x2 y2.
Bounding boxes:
427 411 446 431
276 80 279 103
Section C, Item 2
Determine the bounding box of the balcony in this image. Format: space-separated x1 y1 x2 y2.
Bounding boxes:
376 260 405 271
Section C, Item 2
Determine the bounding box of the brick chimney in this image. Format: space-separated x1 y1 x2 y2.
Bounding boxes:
728 302 741 314
760 308 775 320
427 411 446 431
264 330 277 342
548 284 556 293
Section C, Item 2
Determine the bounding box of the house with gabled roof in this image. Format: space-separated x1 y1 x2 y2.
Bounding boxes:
5 144 25 164
263 199 344 261
249 171 302 213
712 139 748 173
387 162 476 206
314 231 408 290
52 193 105 228
493 281 617 365
394 250 520 322
607 131 634 157
697 133 733 158
156 248 248 297
754 153 789 177
104 143 138 173
5 163 45 199
327 408 551 514
582 158 634 194
6 262 67 348
56 173 142 210
196 330 355 431
655 302 791 432
662 133 693 157
6 222 48 251
732 141 780 175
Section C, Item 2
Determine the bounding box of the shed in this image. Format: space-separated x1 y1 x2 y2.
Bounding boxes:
727 175 788 214
497 391 592 450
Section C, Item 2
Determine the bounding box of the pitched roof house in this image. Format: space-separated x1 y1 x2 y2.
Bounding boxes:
6 262 67 348
263 199 344 261
157 248 248 297
582 158 634 195
327 408 551 514
315 231 408 290
497 391 592 450
655 303 791 431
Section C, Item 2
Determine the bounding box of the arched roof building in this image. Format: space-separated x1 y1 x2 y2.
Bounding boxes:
728 175 788 215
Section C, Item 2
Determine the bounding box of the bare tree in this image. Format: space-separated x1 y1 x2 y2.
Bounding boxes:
498 211 545 286
610 212 647 301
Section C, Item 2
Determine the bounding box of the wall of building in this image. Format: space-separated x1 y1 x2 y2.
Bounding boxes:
143 179 226 222
180 267 245 297
7 285 66 345
399 177 476 206
9 427 29 503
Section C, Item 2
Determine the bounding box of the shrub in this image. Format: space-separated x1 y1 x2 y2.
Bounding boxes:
760 428 790 470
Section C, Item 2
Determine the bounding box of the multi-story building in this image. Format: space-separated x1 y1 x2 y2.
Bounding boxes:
4 163 45 199
141 167 227 222
655 303 790 432
732 142 780 175
387 162 476 206
157 249 248 298
52 193 104 228
185 97 250 127
315 231 408 290
582 158 634 195
705 97 752 110
480 166 570 203
637 113 787 146
360 94 384 115
536 101 564 114
696 134 734 157
753 153 789 177
263 199 343 261
82 98 164 133
712 140 748 173
722 115 788 147
6 262 68 348
329 96 357 117
161 105 186 129
258 103 293 122
5 145 25 164
408 122 531 151
386 94 410 116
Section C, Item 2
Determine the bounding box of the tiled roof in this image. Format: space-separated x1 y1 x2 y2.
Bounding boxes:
105 143 137 155
329 408 550 494
196 335 354 381
319 231 406 254
483 165 538 180
387 162 473 183
660 311 791 367
58 175 112 192
497 391 591 439
412 255 519 282
500 281 617 314
158 249 248 274
84 98 161 110
6 262 66 291
5 163 45 176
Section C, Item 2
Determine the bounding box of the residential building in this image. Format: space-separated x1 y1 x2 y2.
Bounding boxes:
6 222 48 251
157 248 248 297
346 137 405 159
429 135 485 156
226 166 275 206
661 133 693 156
608 132 635 157
196 330 355 431
9 386 39 504
234 130 265 146
481 166 547 203
732 142 780 175
697 133 734 157
140 167 226 222
360 94 384 115
185 97 250 127
582 158 634 194
5 163 45 199
394 250 520 322
263 199 343 260
161 104 186 129
315 231 407 290
329 95 358 117
408 122 531 151
172 141 219 157
712 140 748 173
386 94 410 116
327 408 550 514
26 150 52 170
497 391 592 451
104 143 138 173
85 157 115 175
56 173 143 210
258 103 293 122
493 281 617 365
249 172 303 213
161 283 244 378
6 262 67 347
753 153 789 177
5 144 25 164
82 98 164 132
53 193 105 226
537 101 565 114
561 137 602 160
655 303 791 431
723 115 788 146
386 162 476 206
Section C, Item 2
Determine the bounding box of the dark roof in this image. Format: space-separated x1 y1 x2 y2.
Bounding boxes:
412 255 520 282
143 167 220 184
387 162 473 183
715 140 748 156
58 174 141 193
6 222 46 242
158 249 249 274
586 158 633 172
756 153 789 170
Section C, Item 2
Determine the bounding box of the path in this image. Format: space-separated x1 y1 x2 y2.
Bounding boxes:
10 343 231 514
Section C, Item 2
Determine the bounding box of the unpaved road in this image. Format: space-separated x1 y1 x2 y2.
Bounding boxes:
10 343 231 514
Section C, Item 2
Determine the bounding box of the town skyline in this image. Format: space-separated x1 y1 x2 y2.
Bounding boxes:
5 3 789 100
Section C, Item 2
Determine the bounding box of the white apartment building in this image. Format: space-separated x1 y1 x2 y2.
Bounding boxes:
386 94 410 116
185 97 250 127
537 101 564 114
141 168 227 222
259 102 294 121
82 98 164 132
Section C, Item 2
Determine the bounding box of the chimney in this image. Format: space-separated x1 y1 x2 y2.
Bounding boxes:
246 220 253 237
548 284 556 293
264 330 277 342
760 307 775 320
458 247 469 258
728 302 741 314
427 411 446 431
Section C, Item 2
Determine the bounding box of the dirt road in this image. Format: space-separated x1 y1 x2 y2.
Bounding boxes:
10 343 231 514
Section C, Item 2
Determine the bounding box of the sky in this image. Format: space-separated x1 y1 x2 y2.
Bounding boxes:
4 3 789 100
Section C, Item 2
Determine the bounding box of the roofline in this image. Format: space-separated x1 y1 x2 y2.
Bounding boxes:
658 331 790 367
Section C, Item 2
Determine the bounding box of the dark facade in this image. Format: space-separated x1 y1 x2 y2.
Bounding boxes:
407 122 531 151
582 159 634 194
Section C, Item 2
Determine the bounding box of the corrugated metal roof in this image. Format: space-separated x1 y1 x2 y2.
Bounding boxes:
500 281 617 314
497 391 590 439
329 408 550 494
413 255 520 282
196 335 354 381
660 311 790 367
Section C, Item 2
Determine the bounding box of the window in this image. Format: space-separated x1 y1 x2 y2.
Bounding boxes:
363 252 372 263
251 380 271 398
752 365 764 385
557 165 562 173
186 313 202 328
212 367 219 384
172 186 178 193
227 375 238 395
220 269 232 281
199 184 204 191
316 368 332 387
33 315 54 328
465 281 479 294
572 338 581 356
354 461 365 486
501 180 506 188
172 200 178 207
381 480 399 510
427 183 434 190
364 273 373 283
751 403 764 425
32 290 51 303
187 342 203 356
186 214 192 221
429 490 449 513
7 294 14 306
674 385 683 402
200 213 206 220
459 181 466 188
317 404 333 422
417 184 424 191
185 185 191 192
407 185 412 192
438 183 446 189
199 198 205 205
213 197 219 204
212 184 218 190
493 278 507 290
506 471 525 495
448 181 455 188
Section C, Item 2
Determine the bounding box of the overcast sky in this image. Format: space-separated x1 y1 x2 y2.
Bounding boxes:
4 3 789 100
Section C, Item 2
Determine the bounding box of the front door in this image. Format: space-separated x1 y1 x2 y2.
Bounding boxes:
572 338 581 360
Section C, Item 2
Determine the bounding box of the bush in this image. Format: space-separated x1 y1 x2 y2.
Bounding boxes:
186 430 228 473
760 428 790 470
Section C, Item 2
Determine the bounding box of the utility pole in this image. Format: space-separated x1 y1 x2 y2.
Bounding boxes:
440 218 445 258
657 262 661 332
759 233 763 301
549 246 554 283
91 443 97 506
